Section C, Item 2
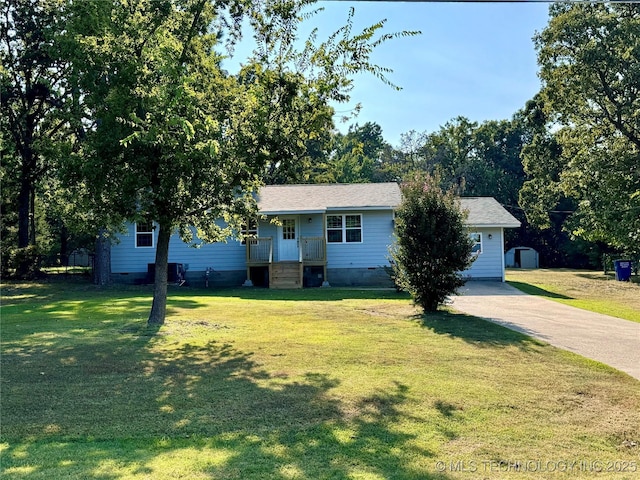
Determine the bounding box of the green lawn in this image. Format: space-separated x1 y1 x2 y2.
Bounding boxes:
506 268 640 323
1 278 639 479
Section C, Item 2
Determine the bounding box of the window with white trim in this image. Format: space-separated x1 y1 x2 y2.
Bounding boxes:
469 232 482 255
326 214 362 243
135 221 154 248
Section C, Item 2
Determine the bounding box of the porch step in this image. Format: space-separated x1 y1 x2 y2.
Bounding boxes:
270 262 302 289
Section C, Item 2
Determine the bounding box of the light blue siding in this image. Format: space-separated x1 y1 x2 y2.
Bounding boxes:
111 216 507 283
464 228 505 280
111 223 246 274
326 210 394 269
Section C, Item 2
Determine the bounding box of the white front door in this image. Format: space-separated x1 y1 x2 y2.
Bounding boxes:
278 216 299 261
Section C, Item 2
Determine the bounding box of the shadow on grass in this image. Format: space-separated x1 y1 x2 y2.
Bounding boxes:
1 293 203 346
1 322 449 479
506 281 573 300
418 310 543 350
2 278 411 306
181 286 412 302
576 272 640 285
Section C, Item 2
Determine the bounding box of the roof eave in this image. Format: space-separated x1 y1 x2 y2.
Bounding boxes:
259 206 398 215
466 223 521 228
326 205 398 212
260 209 326 215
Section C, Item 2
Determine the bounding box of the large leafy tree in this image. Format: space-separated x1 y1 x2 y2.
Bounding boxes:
520 3 640 251
388 116 529 206
310 122 387 184
1 0 79 277
68 0 417 325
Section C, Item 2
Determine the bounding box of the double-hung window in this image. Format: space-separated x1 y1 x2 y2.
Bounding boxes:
469 232 482 255
326 214 362 243
136 221 154 248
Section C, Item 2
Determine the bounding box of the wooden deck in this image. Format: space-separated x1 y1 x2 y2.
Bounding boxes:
245 237 326 288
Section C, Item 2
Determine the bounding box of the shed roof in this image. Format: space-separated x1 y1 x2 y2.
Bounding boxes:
257 184 520 228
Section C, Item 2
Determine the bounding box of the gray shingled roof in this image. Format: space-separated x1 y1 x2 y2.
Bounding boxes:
460 197 521 228
257 183 402 214
257 183 520 228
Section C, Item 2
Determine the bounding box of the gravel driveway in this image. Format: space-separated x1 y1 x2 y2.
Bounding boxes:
450 281 640 381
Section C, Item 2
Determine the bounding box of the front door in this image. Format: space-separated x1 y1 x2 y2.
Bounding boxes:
278 216 299 261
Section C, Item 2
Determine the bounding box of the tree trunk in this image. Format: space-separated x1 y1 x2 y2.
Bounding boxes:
29 187 36 244
60 224 69 267
15 178 33 277
17 150 33 250
93 228 111 285
148 223 171 325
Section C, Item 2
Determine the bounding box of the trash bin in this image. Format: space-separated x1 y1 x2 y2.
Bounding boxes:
614 260 632 281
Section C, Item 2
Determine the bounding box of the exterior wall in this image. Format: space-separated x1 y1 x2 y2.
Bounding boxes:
463 227 505 280
326 210 394 269
110 215 508 286
111 222 247 285
327 267 393 287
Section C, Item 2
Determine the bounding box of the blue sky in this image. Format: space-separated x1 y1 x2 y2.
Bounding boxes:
225 1 551 147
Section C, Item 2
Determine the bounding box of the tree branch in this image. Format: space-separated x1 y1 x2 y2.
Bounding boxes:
594 67 640 149
178 0 209 65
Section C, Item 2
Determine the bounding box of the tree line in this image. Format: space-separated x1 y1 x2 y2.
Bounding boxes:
2 2 638 318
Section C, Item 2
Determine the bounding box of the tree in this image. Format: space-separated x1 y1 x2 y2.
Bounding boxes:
1 0 78 277
68 0 417 325
391 173 474 312
386 116 529 205
311 122 387 183
521 3 640 251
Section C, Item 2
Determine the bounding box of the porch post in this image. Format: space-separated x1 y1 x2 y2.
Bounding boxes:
243 239 253 287
322 212 330 287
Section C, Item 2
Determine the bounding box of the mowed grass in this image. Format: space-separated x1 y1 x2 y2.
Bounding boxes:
1 278 639 479
506 268 640 323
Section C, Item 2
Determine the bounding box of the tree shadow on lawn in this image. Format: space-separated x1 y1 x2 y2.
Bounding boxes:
1 332 451 479
0 293 203 346
418 310 545 350
506 281 573 300
576 271 640 285
190 286 411 302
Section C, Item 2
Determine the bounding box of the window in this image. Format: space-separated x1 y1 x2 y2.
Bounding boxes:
136 221 154 248
326 214 362 243
470 232 482 255
281 218 296 240
241 219 258 244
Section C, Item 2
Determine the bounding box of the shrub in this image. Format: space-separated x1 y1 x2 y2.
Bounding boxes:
391 174 474 312
9 245 42 279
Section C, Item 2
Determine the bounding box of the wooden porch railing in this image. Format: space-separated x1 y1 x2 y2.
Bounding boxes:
246 236 325 264
246 237 272 264
301 236 326 263
245 236 327 288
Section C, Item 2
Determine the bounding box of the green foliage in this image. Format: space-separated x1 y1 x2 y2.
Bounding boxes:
391 173 474 312
1 0 81 276
60 0 418 323
522 3 640 251
391 115 529 207
1 0 99 276
5 245 41 279
310 122 387 183
67 0 419 234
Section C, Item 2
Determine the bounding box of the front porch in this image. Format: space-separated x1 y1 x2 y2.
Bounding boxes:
245 237 328 289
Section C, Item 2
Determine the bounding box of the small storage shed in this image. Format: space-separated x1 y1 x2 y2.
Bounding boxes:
505 246 539 269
